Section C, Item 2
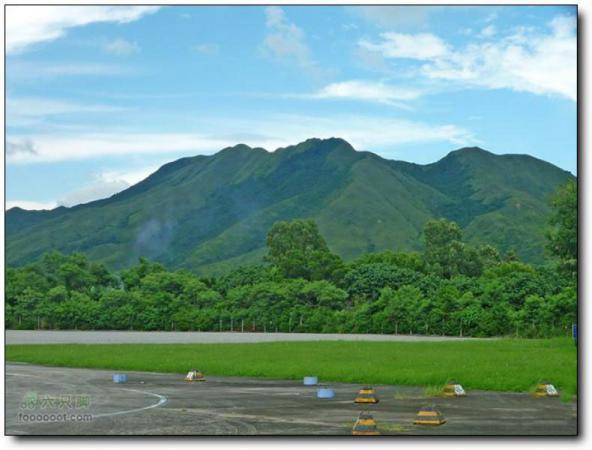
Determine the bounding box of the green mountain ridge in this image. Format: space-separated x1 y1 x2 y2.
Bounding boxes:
6 138 574 274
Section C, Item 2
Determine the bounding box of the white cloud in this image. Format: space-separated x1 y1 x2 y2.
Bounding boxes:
192 43 219 55
350 6 439 29
5 133 230 164
550 14 576 38
313 80 422 106
7 97 127 118
104 38 140 56
360 32 449 60
6 111 476 165
6 138 37 156
7 165 161 210
8 61 133 80
483 12 498 24
360 14 576 101
58 164 158 207
6 115 477 208
200 114 477 158
98 166 159 186
354 46 390 73
480 24 496 38
342 23 359 32
6 5 159 53
257 114 476 150
6 97 130 129
262 6 322 75
6 200 58 211
58 180 130 207
423 16 576 101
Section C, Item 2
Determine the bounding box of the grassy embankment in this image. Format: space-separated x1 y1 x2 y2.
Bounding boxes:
6 338 576 399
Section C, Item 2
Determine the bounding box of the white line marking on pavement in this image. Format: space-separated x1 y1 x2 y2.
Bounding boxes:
93 388 167 419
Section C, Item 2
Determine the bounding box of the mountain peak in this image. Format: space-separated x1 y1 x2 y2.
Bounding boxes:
6 138 573 270
219 143 254 153
448 146 492 156
276 137 356 154
306 137 353 146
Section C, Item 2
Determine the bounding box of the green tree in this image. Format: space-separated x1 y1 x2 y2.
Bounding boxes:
479 244 501 268
120 258 167 290
353 251 425 273
546 180 577 273
423 219 486 278
344 263 420 301
424 219 462 278
266 219 343 281
300 281 348 309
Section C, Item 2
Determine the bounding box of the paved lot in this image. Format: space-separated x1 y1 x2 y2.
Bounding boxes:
5 363 576 436
6 330 493 345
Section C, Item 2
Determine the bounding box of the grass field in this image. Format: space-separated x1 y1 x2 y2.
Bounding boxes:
6 338 577 399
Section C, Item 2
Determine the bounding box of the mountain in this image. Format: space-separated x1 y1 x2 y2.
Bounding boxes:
5 138 574 274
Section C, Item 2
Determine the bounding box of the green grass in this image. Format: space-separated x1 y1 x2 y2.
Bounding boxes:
423 385 447 398
6 338 576 398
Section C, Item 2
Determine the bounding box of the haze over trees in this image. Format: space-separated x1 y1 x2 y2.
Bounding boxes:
6 179 577 337
6 139 575 273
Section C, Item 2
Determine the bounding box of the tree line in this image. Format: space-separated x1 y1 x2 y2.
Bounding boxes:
5 180 576 338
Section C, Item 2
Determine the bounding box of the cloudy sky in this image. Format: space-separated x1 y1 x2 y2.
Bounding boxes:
5 5 577 210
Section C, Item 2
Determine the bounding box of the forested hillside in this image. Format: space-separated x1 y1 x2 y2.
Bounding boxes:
6 138 574 272
6 180 577 337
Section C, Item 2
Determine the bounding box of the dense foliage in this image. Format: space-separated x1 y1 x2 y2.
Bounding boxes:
6 181 577 338
546 179 577 277
6 139 575 272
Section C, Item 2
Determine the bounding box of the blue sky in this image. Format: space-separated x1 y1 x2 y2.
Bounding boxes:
5 5 577 210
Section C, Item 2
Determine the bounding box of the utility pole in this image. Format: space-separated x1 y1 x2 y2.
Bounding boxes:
241 319 244 333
